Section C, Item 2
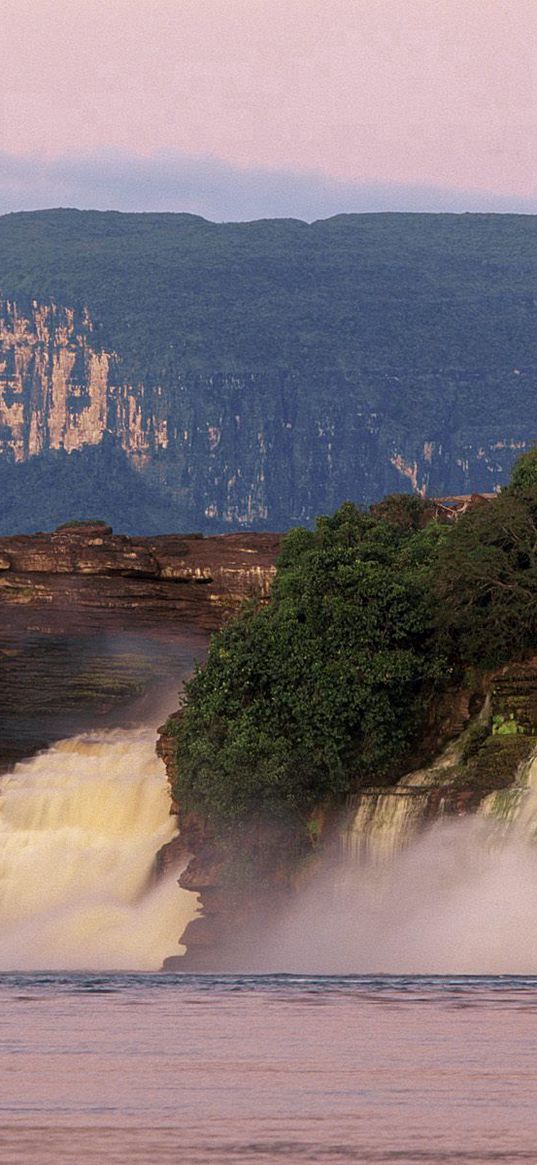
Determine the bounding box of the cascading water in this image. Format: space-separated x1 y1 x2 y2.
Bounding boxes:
258 743 537 974
0 728 199 970
342 783 433 866
13 714 537 975
342 730 469 865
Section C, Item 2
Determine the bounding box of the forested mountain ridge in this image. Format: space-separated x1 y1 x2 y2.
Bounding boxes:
0 209 535 533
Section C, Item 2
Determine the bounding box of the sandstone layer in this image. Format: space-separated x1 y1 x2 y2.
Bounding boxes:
0 522 279 635
0 522 279 770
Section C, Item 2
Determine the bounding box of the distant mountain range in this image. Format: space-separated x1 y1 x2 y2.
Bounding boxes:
0 208 535 534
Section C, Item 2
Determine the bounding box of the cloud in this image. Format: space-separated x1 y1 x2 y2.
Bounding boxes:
0 150 535 223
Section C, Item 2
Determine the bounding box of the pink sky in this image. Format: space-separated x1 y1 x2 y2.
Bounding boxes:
0 0 536 213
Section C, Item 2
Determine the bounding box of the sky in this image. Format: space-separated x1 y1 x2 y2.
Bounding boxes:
0 0 536 221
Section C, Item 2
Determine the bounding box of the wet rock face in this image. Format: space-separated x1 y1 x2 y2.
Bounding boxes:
157 709 323 972
0 525 279 771
160 810 309 972
0 525 280 634
490 665 537 736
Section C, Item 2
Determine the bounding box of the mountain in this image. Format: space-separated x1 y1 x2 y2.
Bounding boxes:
0 208 536 533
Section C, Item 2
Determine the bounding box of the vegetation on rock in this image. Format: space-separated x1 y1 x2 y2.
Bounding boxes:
174 500 444 821
55 519 112 531
173 451 537 827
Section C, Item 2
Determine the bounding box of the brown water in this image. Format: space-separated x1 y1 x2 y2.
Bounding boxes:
0 628 207 769
1 974 537 1164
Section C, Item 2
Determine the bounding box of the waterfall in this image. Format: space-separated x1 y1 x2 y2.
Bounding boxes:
342 732 468 864
343 786 433 866
479 751 537 834
259 743 537 974
0 728 199 970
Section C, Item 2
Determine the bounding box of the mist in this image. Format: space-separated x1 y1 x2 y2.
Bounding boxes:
252 814 537 975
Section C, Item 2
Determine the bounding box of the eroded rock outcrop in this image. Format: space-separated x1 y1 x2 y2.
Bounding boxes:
0 522 279 633
156 730 314 972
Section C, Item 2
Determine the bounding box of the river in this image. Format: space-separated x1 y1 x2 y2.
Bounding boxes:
2 629 537 1163
1 973 536 1164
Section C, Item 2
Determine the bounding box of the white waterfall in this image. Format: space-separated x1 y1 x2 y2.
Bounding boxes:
342 732 468 864
263 741 537 974
0 728 199 970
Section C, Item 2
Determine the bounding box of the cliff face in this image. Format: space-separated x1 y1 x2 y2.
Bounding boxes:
0 301 111 463
0 296 531 530
157 714 312 972
0 522 279 634
1 210 537 533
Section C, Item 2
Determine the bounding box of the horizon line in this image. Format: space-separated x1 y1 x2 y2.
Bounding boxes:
2 205 537 227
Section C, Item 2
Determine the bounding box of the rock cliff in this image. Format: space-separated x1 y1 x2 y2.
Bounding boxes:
157 713 312 971
0 522 279 770
1 210 536 533
0 521 279 634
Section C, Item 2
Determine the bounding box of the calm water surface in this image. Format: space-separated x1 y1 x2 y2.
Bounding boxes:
1 974 537 1164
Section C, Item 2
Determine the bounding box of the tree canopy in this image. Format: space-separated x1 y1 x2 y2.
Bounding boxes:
174 501 443 821
434 469 537 666
173 450 537 826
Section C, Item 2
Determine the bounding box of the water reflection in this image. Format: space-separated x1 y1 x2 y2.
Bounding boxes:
0 975 536 1164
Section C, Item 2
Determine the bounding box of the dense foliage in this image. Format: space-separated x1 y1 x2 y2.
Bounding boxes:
175 453 537 823
174 501 444 821
0 440 176 536
435 448 537 666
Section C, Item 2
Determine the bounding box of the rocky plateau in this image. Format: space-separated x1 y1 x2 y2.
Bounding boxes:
0 520 279 634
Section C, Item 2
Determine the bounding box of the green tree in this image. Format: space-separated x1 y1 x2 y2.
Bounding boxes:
369 493 437 531
506 445 537 496
174 503 441 823
173 450 537 830
434 486 537 667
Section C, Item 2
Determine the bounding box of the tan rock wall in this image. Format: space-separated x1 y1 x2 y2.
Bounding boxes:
0 300 156 465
